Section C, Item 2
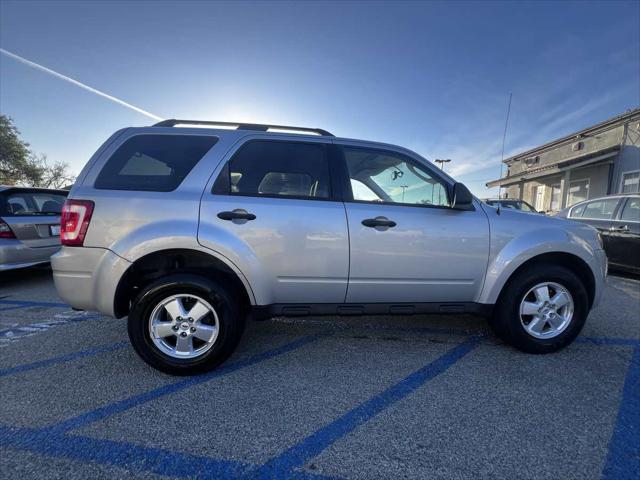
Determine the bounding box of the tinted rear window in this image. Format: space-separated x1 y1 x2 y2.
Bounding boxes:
95 134 218 191
0 190 67 216
225 141 331 199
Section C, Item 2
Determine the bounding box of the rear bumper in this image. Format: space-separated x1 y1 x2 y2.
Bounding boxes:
0 240 59 271
51 246 131 316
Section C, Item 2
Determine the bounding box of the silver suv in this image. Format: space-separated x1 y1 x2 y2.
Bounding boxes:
52 120 607 375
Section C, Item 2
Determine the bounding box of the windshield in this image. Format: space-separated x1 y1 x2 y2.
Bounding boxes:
0 191 67 216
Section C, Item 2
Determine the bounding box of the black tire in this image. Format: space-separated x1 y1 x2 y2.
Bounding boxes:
128 274 245 375
489 264 589 353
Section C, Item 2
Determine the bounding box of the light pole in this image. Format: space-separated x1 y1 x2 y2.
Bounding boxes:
435 158 451 172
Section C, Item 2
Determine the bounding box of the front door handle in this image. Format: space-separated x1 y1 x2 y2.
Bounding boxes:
609 225 629 232
362 217 397 228
217 210 256 221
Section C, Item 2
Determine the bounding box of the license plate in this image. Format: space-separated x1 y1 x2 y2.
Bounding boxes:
50 225 61 236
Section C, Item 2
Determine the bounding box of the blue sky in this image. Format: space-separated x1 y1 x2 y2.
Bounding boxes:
1 0 638 196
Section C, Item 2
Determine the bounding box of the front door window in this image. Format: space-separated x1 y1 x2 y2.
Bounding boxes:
343 147 450 207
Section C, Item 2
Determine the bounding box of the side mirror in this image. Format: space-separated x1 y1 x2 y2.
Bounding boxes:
451 183 474 211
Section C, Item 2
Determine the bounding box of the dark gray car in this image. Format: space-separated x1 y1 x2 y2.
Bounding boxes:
555 193 640 274
0 186 68 271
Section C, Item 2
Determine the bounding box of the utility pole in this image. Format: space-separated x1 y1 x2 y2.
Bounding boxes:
400 185 409 202
435 159 451 172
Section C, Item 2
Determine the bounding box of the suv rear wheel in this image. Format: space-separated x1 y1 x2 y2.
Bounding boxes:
490 264 588 353
128 274 245 375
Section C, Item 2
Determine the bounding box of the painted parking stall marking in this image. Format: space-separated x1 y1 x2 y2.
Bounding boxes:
602 346 640 480
0 275 638 479
247 336 483 479
0 342 127 378
0 310 100 345
46 335 320 435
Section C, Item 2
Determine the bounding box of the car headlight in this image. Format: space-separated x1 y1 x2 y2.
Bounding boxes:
597 232 604 249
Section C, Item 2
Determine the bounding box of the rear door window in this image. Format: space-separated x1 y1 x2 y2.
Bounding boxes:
223 140 331 199
95 134 218 191
580 198 619 220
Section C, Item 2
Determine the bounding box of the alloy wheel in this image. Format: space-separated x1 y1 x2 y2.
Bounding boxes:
148 294 219 359
519 282 574 339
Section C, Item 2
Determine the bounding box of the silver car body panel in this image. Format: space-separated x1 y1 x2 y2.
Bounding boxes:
333 138 490 303
51 127 607 317
52 246 130 315
198 134 348 305
477 203 606 307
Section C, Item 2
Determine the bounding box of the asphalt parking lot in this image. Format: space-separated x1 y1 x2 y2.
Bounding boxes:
0 268 638 480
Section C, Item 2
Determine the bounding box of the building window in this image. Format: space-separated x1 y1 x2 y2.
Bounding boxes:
550 184 561 212
621 171 640 193
568 179 589 206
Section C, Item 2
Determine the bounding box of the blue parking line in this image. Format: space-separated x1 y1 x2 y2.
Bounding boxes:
0 299 69 308
0 424 340 480
580 337 640 347
0 342 128 377
46 335 319 435
0 424 250 479
0 305 36 312
602 346 640 480
247 335 482 479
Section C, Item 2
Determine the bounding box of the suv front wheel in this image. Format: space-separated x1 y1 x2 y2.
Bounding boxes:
128 275 245 375
490 264 589 353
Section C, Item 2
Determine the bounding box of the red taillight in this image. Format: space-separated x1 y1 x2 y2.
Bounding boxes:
0 219 16 239
60 199 94 246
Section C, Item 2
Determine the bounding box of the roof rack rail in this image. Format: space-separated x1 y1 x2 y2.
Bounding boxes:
152 119 334 137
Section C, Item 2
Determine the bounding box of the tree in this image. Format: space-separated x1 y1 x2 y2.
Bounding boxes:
31 153 76 189
0 114 75 188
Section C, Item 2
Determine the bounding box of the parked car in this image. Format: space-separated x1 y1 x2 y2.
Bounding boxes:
51 120 607 375
0 186 68 271
555 193 640 274
483 198 542 214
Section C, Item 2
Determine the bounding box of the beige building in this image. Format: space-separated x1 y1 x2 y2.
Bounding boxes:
487 108 640 213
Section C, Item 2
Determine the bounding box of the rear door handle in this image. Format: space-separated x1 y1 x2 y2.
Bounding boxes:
217 210 256 221
362 217 396 228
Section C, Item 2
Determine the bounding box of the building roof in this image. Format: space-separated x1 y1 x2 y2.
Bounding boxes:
502 107 640 165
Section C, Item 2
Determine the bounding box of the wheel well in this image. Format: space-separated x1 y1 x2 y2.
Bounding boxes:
114 249 252 318
499 252 596 308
